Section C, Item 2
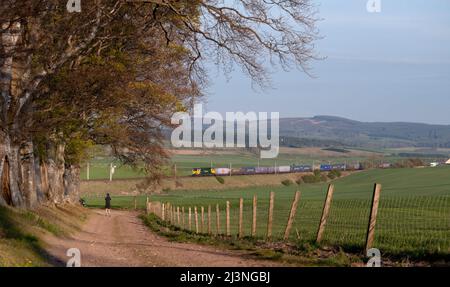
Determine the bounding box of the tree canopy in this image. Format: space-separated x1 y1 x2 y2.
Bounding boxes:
0 0 318 207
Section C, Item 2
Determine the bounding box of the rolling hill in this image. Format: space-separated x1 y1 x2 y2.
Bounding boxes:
280 116 450 149
164 115 450 149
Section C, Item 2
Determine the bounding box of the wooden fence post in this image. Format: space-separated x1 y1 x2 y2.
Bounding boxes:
201 206 205 233
365 184 382 253
194 207 199 233
252 194 257 237
208 205 212 234
216 204 220 235
239 198 244 238
134 196 137 210
266 192 275 240
188 207 192 231
182 207 185 228
226 201 231 236
316 184 335 243
283 191 301 240
177 206 180 226
166 203 170 222
162 203 165 221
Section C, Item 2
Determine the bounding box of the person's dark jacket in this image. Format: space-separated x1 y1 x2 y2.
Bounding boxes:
105 195 111 209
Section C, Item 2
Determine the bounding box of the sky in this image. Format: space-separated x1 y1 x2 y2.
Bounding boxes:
204 0 450 125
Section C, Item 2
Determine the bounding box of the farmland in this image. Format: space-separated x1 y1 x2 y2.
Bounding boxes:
79 149 371 179
83 166 450 259
79 146 447 180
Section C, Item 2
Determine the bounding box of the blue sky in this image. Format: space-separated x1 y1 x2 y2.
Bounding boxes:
205 0 450 124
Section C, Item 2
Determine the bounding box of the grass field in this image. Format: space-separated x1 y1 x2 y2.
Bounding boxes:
83 166 450 259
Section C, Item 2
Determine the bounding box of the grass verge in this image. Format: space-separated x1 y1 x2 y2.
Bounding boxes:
0 204 89 267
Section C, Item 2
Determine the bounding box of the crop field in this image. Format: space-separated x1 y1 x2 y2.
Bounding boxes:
83 166 450 258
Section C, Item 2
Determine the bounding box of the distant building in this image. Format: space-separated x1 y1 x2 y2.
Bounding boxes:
430 162 439 167
446 159 450 165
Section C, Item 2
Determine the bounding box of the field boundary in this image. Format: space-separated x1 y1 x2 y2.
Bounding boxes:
147 184 379 251
145 184 450 261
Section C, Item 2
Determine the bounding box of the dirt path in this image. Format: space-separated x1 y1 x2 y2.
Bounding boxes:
44 209 281 267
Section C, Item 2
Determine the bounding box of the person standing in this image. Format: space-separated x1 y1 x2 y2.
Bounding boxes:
105 193 112 216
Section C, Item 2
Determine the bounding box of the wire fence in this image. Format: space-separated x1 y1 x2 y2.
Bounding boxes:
147 187 450 257
375 195 450 255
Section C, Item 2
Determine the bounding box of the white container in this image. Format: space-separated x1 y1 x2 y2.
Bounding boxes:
277 166 291 173
215 168 231 175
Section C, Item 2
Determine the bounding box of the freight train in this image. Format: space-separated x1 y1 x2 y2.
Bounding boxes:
191 163 362 176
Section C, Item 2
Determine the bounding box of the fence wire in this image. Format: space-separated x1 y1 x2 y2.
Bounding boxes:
375 195 450 255
154 193 450 257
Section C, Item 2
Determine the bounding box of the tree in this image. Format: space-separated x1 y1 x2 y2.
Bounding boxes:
1 0 318 208
33 29 198 203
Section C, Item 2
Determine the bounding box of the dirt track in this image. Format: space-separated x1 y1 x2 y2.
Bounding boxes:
44 209 280 267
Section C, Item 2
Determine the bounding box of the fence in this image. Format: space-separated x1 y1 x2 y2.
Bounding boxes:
146 184 450 257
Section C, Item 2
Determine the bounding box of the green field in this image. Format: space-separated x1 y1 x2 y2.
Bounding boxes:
83 166 450 259
80 149 412 179
80 155 362 180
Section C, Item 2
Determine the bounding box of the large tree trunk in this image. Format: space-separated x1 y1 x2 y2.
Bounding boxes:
2 18 86 209
0 132 25 207
0 139 11 206
64 164 80 204
45 142 66 204
1 21 33 208
33 154 48 204
18 139 37 208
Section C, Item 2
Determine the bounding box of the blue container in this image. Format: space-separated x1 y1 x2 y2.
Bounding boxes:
291 165 313 172
320 164 333 171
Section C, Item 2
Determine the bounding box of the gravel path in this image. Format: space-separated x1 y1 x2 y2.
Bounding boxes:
44 209 281 267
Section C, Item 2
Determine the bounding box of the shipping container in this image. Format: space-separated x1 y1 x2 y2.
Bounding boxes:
276 166 291 173
241 167 256 175
291 165 313 172
215 168 231 175
320 164 333 171
255 167 276 174
331 164 347 170
231 167 256 175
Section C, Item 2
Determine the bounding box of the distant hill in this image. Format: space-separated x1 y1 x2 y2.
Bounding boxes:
280 116 450 148
164 115 450 149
